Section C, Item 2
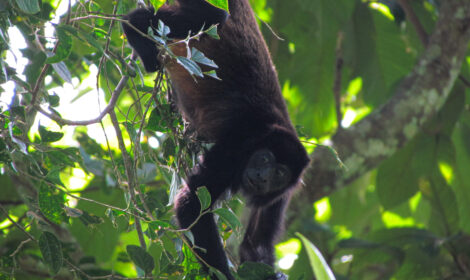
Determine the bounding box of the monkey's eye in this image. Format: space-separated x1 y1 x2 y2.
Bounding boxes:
276 168 285 177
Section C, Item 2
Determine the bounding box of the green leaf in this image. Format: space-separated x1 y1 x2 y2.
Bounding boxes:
117 0 131 15
212 208 241 230
39 232 63 275
47 94 60 107
297 233 336 280
176 56 204 77
39 125 64 143
338 238 377 249
15 0 40 14
157 20 171 38
126 245 155 274
376 139 418 209
146 108 170 132
204 70 221 80
38 184 65 224
162 137 176 159
149 0 165 10
59 24 103 54
191 47 218 68
148 220 171 239
78 210 104 226
209 267 229 280
426 170 459 235
196 186 211 212
51 61 72 83
205 25 220 40
452 120 470 232
46 26 73 64
161 234 178 260
237 262 275 279
183 231 195 246
0 138 10 163
205 0 229 11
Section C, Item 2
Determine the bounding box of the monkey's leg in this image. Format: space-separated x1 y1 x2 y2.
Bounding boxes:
239 196 290 280
175 186 234 279
175 145 239 280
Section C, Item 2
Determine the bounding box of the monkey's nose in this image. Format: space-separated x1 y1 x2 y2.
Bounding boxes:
255 168 271 184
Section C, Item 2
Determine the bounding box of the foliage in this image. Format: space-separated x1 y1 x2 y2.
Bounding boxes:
0 0 469 280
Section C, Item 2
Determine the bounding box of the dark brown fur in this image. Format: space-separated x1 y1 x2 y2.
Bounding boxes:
122 1 309 279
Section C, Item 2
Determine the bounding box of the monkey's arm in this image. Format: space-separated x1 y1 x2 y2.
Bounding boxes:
122 4 228 72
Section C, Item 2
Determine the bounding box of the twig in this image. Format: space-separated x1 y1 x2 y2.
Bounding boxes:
398 0 470 88
398 0 428 45
173 209 212 233
70 15 128 23
59 187 141 218
36 74 128 126
10 238 33 257
0 204 36 241
0 200 23 205
64 258 158 279
255 13 284 41
109 110 148 253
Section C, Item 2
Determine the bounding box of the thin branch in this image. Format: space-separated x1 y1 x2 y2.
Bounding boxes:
70 15 128 23
109 110 148 253
59 187 140 218
398 0 470 88
0 204 36 241
398 0 428 45
10 238 33 257
173 209 212 233
36 74 128 126
0 200 23 205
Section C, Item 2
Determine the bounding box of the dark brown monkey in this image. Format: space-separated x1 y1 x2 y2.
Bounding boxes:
123 1 309 279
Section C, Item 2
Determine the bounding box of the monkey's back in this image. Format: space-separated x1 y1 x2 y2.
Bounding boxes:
165 0 294 141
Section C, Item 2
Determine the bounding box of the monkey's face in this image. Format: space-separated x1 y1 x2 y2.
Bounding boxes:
242 149 292 195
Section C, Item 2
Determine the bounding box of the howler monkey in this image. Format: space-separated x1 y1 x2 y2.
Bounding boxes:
123 1 310 279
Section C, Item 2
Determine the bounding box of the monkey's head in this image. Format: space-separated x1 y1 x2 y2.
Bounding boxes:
241 127 310 205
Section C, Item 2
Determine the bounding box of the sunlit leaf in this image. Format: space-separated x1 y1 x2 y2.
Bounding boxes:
205 0 229 11
297 233 336 280
39 125 64 143
204 70 221 80
38 184 65 224
149 0 165 10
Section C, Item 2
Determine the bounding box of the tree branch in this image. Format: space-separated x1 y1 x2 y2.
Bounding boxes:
301 0 470 202
36 74 129 126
